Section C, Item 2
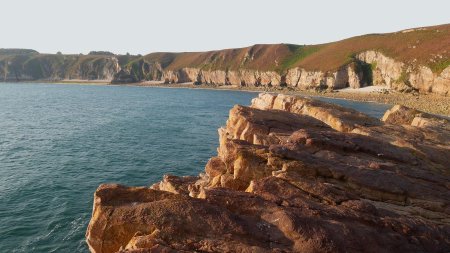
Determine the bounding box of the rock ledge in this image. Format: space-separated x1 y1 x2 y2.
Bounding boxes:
86 93 450 253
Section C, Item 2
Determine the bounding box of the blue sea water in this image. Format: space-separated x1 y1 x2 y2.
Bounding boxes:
0 83 390 252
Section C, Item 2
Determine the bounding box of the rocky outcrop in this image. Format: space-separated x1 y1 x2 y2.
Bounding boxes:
86 93 450 253
67 57 120 80
152 49 450 95
103 58 166 84
382 104 450 133
118 63 368 89
0 53 124 82
113 50 447 95
228 70 276 87
285 67 322 88
408 65 450 95
159 68 285 87
357 50 404 88
198 69 226 84
357 50 450 95
285 64 364 89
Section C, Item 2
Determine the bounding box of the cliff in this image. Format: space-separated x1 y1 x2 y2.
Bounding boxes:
86 93 450 253
112 24 450 95
2 23 449 95
0 50 138 82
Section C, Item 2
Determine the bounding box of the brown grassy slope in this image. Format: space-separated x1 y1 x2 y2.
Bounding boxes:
140 23 450 74
144 44 295 71
297 24 450 73
141 52 178 68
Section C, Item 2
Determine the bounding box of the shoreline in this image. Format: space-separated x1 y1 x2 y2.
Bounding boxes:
121 82 450 116
2 81 449 116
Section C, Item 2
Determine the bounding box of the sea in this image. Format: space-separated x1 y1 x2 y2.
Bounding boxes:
0 83 391 252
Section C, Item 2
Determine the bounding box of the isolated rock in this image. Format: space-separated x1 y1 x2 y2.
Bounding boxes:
382 104 450 133
86 94 450 253
382 105 422 124
150 174 199 195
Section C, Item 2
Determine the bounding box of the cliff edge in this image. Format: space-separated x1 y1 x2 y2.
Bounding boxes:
86 93 450 253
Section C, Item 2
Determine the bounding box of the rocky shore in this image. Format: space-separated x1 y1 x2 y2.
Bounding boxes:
86 93 450 253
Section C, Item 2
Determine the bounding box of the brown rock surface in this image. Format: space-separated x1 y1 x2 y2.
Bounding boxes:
86 94 450 253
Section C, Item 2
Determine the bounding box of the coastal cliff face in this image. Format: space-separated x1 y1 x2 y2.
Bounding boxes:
357 50 450 95
2 24 449 95
3 49 448 96
159 68 284 87
86 93 450 253
65 57 121 81
111 24 450 95
114 53 450 95
0 50 134 82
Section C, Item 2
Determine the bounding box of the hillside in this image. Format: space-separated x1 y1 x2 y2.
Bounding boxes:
296 24 450 73
114 23 450 95
1 23 449 95
131 24 449 73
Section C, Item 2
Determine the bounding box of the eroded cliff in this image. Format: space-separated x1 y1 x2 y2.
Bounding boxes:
86 93 450 253
113 52 450 96
2 23 449 95
0 50 137 82
111 24 450 95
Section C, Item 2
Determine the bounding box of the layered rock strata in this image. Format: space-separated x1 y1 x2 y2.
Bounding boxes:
113 51 450 95
1 48 448 95
86 93 450 253
357 51 450 95
0 55 122 82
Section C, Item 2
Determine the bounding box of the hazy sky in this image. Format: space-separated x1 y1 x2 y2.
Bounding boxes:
1 0 449 55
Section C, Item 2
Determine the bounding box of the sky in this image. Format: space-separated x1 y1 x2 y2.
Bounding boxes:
1 0 449 55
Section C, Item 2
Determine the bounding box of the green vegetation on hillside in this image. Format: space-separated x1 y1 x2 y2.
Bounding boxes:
429 59 450 74
277 44 323 73
396 70 410 84
294 24 450 72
